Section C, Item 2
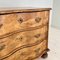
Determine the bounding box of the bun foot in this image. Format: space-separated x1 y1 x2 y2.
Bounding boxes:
41 52 48 58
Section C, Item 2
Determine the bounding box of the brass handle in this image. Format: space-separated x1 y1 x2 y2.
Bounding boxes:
35 48 40 56
18 18 23 24
35 17 41 23
0 44 5 51
35 48 40 52
0 24 3 28
16 36 23 41
34 34 40 38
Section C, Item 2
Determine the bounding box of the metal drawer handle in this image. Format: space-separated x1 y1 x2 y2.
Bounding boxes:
0 24 3 28
35 48 40 56
16 36 23 41
35 48 40 52
35 17 41 23
18 18 23 24
34 34 41 38
0 44 5 51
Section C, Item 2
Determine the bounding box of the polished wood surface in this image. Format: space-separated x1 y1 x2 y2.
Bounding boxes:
0 11 49 36
0 8 51 14
0 8 51 60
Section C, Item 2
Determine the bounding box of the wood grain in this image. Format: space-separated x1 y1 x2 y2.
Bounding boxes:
0 25 47 58
0 8 51 60
0 39 47 60
0 11 48 36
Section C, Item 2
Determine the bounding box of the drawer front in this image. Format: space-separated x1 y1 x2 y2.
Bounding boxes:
0 26 47 59
0 11 49 35
0 40 47 60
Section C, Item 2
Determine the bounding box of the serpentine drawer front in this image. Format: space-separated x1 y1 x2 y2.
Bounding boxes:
0 8 51 60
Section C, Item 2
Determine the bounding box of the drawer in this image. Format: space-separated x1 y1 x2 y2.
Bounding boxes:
0 26 47 59
0 40 47 60
0 11 49 35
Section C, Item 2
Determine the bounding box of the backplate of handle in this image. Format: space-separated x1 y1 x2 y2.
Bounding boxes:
35 17 41 23
18 18 23 24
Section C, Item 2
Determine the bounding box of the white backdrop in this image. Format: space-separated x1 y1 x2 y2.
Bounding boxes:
0 0 53 8
51 0 60 29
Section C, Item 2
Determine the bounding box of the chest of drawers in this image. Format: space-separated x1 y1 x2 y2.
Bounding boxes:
0 8 51 60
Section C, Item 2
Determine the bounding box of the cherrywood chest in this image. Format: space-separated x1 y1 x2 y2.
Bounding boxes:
0 8 51 60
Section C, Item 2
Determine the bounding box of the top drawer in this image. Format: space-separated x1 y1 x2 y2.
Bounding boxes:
0 11 49 35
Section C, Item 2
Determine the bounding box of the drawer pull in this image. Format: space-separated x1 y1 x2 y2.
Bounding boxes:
35 17 41 23
18 18 23 24
0 44 5 51
16 36 23 41
35 48 40 52
0 24 3 28
34 34 40 38
35 48 40 56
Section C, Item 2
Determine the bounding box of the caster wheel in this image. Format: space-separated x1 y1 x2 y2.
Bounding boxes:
41 52 48 59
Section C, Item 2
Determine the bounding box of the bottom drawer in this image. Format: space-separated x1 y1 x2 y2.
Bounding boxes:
0 40 47 60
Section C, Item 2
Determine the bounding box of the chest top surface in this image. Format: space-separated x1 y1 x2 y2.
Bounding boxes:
0 7 51 15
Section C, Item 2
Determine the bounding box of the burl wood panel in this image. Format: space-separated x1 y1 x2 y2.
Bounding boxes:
0 25 47 58
0 11 49 36
0 8 51 60
0 40 47 60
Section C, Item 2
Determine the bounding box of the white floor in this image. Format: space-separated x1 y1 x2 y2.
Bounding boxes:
37 27 60 60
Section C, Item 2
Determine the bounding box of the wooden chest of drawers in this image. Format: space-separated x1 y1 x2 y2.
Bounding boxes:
0 8 51 60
